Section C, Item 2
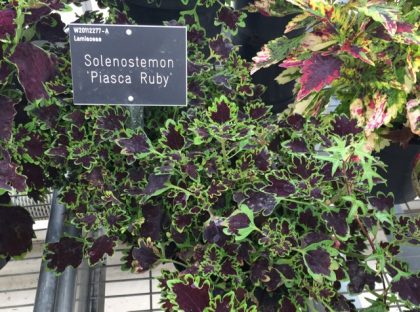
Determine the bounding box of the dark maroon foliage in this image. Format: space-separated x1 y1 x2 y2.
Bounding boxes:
143 174 170 196
0 9 16 39
0 95 17 141
217 7 241 30
209 35 234 59
331 115 362 136
245 191 276 216
347 259 380 293
140 203 165 241
46 237 83 272
163 124 185 150
87 235 115 265
117 133 150 155
0 160 27 192
172 278 210 312
132 242 159 272
265 176 295 196
227 213 250 234
210 100 231 124
9 42 57 101
391 275 420 305
369 193 394 211
322 211 348 237
0 205 34 257
304 248 331 276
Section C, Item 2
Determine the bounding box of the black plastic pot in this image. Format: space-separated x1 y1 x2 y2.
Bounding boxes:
374 143 420 204
125 0 220 37
234 0 300 113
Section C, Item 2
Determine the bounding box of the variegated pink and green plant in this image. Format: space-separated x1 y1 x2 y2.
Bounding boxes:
251 0 419 150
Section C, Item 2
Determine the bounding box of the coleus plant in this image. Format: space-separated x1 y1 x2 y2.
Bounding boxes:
0 0 419 311
123 100 420 310
250 0 419 150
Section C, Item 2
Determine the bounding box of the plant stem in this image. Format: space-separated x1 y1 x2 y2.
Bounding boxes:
168 184 193 197
158 258 187 268
355 214 388 304
220 139 229 167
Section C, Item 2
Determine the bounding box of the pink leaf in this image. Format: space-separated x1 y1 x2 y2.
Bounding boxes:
297 54 342 101
341 41 374 66
365 93 388 133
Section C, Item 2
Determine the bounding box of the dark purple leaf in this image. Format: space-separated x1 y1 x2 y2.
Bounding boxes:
172 278 210 312
24 133 45 159
279 297 296 312
298 210 318 228
210 100 231 124
213 74 231 89
188 27 205 44
323 211 348 237
287 114 305 130
209 35 234 59
22 163 45 190
33 104 59 128
163 123 185 150
0 9 16 39
331 115 362 136
291 157 315 179
249 105 270 120
227 213 250 234
0 95 17 141
96 109 126 131
221 259 237 275
204 221 228 245
288 139 308 153
46 237 83 272
265 176 295 196
250 257 269 283
217 7 241 30
245 191 276 216
276 264 295 279
132 242 159 272
36 13 66 42
117 133 150 155
25 6 51 24
0 160 27 192
214 295 232 312
143 174 170 196
391 275 420 305
175 214 193 231
183 162 198 180
297 54 342 101
303 232 330 246
208 180 227 198
9 42 57 101
304 248 331 276
237 242 253 263
78 214 96 229
88 235 115 265
348 259 380 293
369 193 394 211
65 110 85 128
47 145 68 158
0 205 34 257
254 149 270 171
84 167 104 188
264 268 281 291
140 203 164 241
